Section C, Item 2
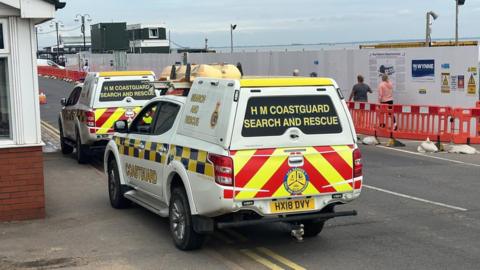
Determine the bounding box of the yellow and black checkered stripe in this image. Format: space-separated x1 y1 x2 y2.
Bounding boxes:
169 145 214 177
114 136 169 164
113 138 214 177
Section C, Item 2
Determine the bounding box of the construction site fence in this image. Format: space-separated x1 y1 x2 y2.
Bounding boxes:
347 102 480 145
36 67 480 144
37 67 86 83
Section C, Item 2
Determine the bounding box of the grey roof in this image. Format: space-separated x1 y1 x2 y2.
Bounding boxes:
42 0 66 9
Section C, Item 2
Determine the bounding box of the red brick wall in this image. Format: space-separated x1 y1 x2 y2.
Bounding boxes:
0 146 45 221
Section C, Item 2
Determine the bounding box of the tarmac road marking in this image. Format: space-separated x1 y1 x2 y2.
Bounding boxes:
41 121 60 135
240 249 285 270
376 146 480 168
364 184 468 212
41 122 60 139
256 247 306 270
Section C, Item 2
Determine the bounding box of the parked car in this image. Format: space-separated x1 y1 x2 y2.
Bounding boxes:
37 59 65 69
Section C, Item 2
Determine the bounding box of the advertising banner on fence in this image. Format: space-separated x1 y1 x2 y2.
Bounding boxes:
412 59 435 82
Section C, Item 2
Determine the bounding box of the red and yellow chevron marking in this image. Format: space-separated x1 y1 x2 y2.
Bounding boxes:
94 107 142 134
231 145 354 200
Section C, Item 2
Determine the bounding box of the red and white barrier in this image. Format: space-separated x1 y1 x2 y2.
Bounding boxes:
37 66 86 83
348 102 480 144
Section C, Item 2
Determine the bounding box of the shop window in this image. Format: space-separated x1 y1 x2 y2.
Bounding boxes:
0 58 10 139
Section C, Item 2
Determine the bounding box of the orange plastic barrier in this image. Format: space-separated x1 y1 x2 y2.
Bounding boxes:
451 108 480 144
37 66 86 82
348 102 480 144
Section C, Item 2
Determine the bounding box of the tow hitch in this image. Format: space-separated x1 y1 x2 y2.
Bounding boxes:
291 223 305 242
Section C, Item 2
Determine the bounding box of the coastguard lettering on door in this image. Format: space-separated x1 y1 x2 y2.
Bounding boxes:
185 94 207 127
242 95 342 137
126 163 157 184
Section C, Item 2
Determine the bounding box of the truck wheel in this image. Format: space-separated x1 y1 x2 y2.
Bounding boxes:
108 159 131 209
75 131 89 164
302 220 325 237
59 121 73 154
169 187 205 250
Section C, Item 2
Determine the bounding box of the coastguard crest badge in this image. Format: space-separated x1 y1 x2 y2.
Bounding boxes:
284 168 309 195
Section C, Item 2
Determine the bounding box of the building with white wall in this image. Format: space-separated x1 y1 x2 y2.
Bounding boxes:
0 0 65 221
127 23 170 54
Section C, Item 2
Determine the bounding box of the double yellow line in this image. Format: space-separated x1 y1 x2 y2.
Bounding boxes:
41 121 60 139
41 121 307 270
213 229 307 270
241 247 306 270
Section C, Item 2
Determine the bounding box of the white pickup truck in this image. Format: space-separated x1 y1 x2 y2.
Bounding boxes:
104 71 362 250
58 71 156 163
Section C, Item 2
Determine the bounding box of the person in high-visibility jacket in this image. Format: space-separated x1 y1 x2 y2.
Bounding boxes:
143 113 153 124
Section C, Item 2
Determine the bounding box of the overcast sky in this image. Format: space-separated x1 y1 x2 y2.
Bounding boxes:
37 0 480 48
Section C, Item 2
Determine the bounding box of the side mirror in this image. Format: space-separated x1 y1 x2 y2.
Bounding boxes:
114 120 129 133
60 98 67 106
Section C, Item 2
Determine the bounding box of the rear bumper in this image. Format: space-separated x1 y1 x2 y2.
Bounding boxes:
216 209 357 229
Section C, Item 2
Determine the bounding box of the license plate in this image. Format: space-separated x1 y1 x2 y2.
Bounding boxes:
270 198 315 214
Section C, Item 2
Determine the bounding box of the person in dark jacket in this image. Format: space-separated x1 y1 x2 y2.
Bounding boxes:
348 75 372 102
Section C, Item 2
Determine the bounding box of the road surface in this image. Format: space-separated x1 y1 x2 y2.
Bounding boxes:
23 77 480 270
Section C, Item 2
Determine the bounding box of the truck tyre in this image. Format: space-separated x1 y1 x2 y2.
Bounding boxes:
302 220 325 237
59 120 73 154
75 130 88 164
169 187 205 250
108 158 131 209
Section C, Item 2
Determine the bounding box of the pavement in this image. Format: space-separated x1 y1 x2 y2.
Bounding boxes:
1 77 480 270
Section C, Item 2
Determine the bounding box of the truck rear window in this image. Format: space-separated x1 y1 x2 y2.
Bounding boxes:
242 95 342 137
99 80 155 102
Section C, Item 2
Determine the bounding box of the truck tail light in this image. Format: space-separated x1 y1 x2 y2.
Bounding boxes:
353 148 362 178
208 153 234 186
86 111 96 127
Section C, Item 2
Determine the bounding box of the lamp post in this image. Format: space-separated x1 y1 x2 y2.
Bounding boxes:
425 11 438 47
75 14 92 52
49 20 64 63
455 0 466 46
230 24 237 53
